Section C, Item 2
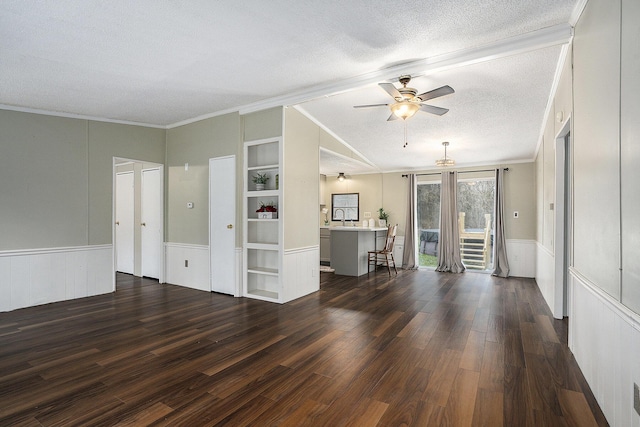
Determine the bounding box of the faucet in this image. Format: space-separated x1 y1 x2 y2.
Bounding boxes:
335 208 345 226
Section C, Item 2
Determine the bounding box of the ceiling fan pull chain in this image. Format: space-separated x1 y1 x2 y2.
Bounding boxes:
403 121 408 148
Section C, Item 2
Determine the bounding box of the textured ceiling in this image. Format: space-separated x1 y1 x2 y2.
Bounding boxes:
0 0 580 172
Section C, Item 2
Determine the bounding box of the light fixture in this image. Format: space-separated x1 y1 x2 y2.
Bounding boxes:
390 101 420 120
435 141 455 167
337 172 346 182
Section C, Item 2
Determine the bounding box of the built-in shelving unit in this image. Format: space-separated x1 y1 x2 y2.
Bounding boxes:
243 137 282 302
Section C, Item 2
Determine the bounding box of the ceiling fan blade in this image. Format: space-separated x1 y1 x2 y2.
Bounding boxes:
417 85 455 101
420 104 449 116
353 103 389 109
379 82 403 100
387 113 399 121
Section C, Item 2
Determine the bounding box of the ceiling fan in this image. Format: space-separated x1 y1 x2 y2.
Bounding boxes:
354 75 454 121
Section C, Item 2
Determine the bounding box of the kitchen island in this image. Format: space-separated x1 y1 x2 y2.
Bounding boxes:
329 226 388 276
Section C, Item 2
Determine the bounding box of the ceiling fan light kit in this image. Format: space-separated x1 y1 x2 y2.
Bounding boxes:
435 141 455 167
354 75 454 122
390 101 420 120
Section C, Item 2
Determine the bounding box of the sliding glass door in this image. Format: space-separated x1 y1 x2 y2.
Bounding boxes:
416 177 495 270
457 178 495 271
417 181 440 267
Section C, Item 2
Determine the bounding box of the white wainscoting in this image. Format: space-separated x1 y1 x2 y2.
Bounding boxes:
505 239 536 278
0 245 113 312
282 246 320 303
534 241 555 316
569 269 640 427
165 244 243 295
165 243 210 292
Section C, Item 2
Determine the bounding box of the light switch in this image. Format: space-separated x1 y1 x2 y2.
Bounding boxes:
364 212 371 218
187 202 194 209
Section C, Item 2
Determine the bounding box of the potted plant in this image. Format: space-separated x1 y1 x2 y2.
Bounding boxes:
252 172 270 190
378 207 389 227
256 202 277 219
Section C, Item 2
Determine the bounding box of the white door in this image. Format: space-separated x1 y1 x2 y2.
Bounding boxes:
210 156 236 295
115 172 134 274
141 168 162 279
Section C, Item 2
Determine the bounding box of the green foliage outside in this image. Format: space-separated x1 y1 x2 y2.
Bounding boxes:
419 252 438 267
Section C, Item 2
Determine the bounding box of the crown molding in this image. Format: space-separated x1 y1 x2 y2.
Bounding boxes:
238 24 573 116
569 0 589 26
0 104 166 129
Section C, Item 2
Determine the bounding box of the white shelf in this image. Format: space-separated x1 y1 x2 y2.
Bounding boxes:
247 164 278 171
247 266 278 276
247 190 279 197
246 289 279 301
246 243 279 250
244 137 283 303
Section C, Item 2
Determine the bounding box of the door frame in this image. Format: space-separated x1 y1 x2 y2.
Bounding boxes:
553 117 571 318
209 155 239 296
112 157 165 288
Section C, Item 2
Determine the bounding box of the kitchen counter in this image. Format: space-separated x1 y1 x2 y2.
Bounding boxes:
330 226 387 276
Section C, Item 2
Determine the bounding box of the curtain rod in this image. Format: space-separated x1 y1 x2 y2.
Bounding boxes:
401 167 508 178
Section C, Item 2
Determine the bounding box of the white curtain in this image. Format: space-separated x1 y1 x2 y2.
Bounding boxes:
436 171 465 273
402 174 418 269
492 168 510 277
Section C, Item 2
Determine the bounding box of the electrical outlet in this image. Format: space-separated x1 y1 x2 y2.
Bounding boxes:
184 260 188 268
634 383 640 416
513 211 519 218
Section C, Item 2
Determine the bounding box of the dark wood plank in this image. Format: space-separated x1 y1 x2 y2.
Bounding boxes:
0 271 609 426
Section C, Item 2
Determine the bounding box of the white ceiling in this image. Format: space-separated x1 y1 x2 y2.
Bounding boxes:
0 1 582 173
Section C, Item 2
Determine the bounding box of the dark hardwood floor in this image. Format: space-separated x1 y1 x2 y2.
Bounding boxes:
0 270 607 426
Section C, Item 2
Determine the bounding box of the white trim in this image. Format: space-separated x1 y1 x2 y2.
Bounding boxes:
534 43 572 159
570 267 640 329
0 244 112 257
283 245 320 255
297 107 378 170
569 0 589 27
553 118 571 318
238 24 573 116
165 243 209 250
385 158 535 176
166 107 240 129
0 104 165 129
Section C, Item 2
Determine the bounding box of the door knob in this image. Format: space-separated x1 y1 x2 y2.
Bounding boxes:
227 224 233 229
115 221 119 225
141 222 146 226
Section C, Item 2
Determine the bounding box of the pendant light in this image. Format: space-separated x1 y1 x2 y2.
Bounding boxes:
435 141 455 167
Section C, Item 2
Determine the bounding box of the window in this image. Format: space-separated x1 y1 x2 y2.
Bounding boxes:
331 193 359 222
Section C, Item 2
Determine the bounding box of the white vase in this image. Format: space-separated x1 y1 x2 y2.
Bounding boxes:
255 183 265 191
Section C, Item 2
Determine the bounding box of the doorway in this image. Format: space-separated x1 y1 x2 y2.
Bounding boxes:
554 119 571 318
113 158 164 285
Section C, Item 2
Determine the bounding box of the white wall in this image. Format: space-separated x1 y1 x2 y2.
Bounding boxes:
533 0 640 425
